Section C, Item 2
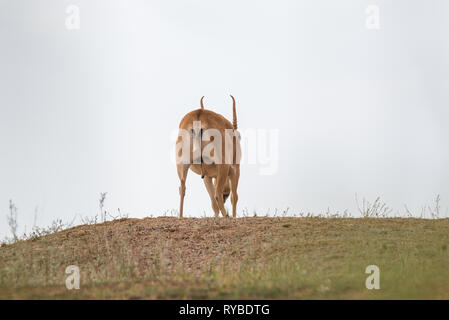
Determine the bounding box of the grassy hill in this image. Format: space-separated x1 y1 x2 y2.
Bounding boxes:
1 217 449 299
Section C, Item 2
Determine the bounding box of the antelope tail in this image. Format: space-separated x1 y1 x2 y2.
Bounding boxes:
230 95 237 130
200 96 205 110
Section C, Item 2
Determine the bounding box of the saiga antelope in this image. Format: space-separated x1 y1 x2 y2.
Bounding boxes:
176 96 241 218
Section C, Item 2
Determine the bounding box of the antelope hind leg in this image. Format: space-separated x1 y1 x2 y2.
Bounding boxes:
229 165 240 218
203 176 220 217
214 165 230 217
177 163 190 218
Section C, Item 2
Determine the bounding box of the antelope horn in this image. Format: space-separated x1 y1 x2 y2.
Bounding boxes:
230 95 237 130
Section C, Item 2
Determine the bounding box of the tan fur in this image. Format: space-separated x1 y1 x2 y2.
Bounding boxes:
176 96 241 218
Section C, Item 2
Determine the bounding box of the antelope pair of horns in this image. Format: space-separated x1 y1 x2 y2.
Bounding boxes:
200 95 237 130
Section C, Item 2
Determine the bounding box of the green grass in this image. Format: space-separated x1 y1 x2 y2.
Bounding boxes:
0 217 448 299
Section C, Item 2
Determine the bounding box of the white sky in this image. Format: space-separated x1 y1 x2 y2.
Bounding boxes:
1 0 448 238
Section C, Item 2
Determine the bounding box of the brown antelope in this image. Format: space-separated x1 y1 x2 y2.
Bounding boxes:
176 96 241 218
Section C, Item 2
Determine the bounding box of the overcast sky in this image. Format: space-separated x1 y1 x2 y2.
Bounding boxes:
1 0 448 239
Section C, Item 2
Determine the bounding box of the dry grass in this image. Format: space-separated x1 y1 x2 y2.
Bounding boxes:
1 217 449 299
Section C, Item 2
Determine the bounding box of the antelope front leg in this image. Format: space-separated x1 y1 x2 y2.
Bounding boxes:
177 164 190 218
